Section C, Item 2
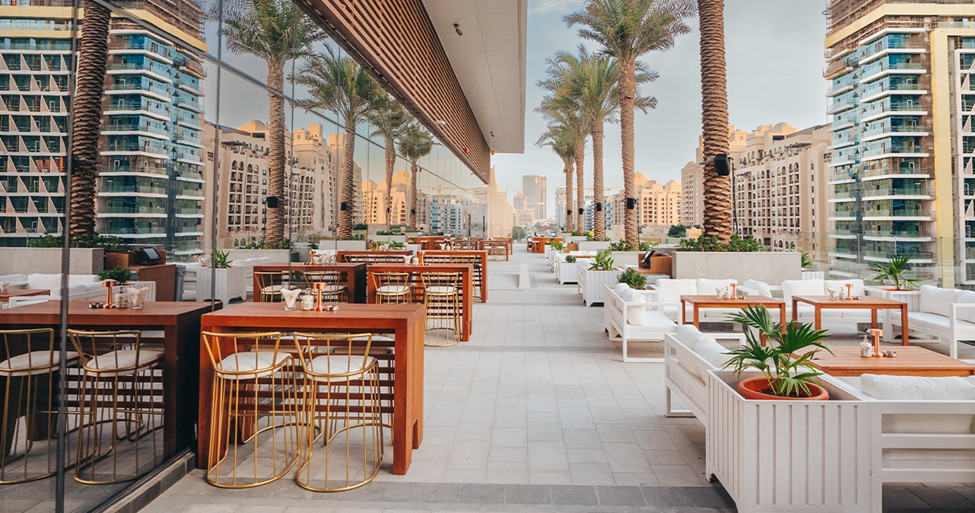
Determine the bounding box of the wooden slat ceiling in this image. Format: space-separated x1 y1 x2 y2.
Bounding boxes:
295 0 491 183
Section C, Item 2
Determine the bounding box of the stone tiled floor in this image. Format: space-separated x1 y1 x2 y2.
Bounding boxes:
139 247 975 513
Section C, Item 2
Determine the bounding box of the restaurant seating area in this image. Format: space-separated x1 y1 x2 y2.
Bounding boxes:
4 242 975 512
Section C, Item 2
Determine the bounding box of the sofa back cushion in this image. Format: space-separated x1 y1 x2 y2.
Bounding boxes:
614 283 630 296
27 273 62 292
696 279 737 296
824 279 865 298
623 290 645 325
860 374 975 434
694 336 729 375
956 290 975 324
781 279 825 304
919 285 957 318
742 279 772 298
655 279 697 304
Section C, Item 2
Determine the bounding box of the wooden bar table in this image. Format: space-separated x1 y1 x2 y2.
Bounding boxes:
337 250 411 264
197 302 425 475
252 262 367 303
367 263 474 341
794 346 975 377
792 295 909 344
0 300 215 458
419 250 489 302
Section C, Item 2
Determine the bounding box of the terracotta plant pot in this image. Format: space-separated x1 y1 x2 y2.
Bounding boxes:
737 376 829 401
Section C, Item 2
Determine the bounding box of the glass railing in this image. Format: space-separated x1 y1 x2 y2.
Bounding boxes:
861 184 930 197
861 124 926 138
862 229 928 238
100 184 167 194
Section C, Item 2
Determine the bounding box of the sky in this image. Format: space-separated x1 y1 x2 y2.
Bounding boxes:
493 0 830 214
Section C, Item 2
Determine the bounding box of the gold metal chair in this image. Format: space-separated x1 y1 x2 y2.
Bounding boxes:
302 271 348 303
292 333 383 492
67 329 163 484
372 272 412 304
201 331 299 488
420 272 461 347
254 271 288 302
0 328 76 483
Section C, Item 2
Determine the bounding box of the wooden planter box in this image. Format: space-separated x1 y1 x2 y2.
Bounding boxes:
706 371 870 513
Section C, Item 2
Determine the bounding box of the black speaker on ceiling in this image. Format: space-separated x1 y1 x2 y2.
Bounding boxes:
714 154 730 176
265 196 279 208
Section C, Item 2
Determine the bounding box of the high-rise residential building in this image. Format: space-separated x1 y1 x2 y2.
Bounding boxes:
730 123 831 261
825 0 975 285
610 174 681 229
478 167 515 238
522 174 546 221
363 170 410 226
202 121 338 249
681 126 747 228
0 0 207 256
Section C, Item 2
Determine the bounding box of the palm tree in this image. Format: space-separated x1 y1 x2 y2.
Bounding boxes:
566 0 696 244
296 46 382 238
70 0 111 240
537 95 588 232
697 0 731 243
399 120 434 232
367 94 407 230
541 45 658 239
218 0 324 243
536 125 577 232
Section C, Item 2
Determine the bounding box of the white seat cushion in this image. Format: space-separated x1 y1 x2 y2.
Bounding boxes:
1 351 78 376
742 279 772 298
261 285 284 293
377 285 410 295
906 312 951 331
215 351 289 379
632 310 676 329
351 335 394 343
654 279 698 304
782 279 825 304
696 279 736 296
919 285 957 317
306 354 376 380
860 374 975 434
425 285 456 295
624 290 646 325
86 349 163 372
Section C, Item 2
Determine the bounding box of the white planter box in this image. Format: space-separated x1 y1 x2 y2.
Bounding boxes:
673 251 801 284
183 266 248 304
576 241 612 252
556 260 581 284
578 265 620 306
225 248 293 263
865 287 920 341
706 371 870 513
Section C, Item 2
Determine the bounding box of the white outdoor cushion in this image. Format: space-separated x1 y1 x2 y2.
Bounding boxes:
614 283 630 295
86 349 163 373
425 286 456 295
906 312 952 331
655 279 697 304
825 279 865 298
919 285 957 318
376 285 410 295
215 351 289 379
306 355 376 381
633 310 675 329
0 351 78 376
860 374 975 434
351 335 394 343
782 279 825 303
696 279 737 296
742 279 772 298
624 290 646 325
27 274 63 292
694 336 729 374
675 324 702 347
955 290 975 324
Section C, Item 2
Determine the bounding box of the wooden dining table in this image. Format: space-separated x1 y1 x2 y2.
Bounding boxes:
252 262 367 303
0 300 216 458
366 263 474 341
418 250 489 302
197 302 425 475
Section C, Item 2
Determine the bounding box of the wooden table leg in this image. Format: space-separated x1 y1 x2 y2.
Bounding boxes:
815 307 822 330
901 304 909 346
792 299 798 323
779 306 786 328
680 299 687 324
871 308 878 330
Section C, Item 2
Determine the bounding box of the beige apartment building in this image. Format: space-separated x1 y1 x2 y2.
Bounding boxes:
731 123 831 263
609 174 681 230
480 167 516 238
363 170 410 226
202 121 344 248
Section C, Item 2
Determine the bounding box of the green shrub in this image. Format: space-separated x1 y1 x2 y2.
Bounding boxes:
678 234 766 252
213 250 233 268
565 255 576 263
588 250 615 271
617 268 647 290
98 266 132 283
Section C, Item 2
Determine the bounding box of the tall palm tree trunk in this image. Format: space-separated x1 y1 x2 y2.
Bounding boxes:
591 122 605 239
339 122 356 238
383 137 395 228
574 140 585 232
408 164 418 231
564 163 574 233
619 60 638 244
699 0 732 244
70 0 110 240
266 65 286 244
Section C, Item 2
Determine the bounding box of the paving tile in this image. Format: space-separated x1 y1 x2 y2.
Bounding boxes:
410 482 463 503
458 483 506 504
595 485 647 506
550 484 598 506
504 484 551 504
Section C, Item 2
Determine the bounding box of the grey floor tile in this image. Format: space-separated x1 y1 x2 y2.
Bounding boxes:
595 485 647 506
550 484 598 506
458 483 506 504
504 483 552 504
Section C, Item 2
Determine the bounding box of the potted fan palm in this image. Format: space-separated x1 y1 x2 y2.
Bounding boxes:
872 255 920 291
725 305 832 400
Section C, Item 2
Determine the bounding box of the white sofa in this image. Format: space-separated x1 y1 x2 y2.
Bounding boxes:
603 283 677 362
22 273 105 300
646 278 741 323
887 285 975 359
778 278 873 326
663 325 736 423
0 273 28 288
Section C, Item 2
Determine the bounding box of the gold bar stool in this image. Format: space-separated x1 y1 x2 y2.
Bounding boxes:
292 333 384 492
254 271 288 302
0 328 76 483
420 272 461 347
67 329 162 484
372 272 411 304
201 331 298 488
303 271 348 303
